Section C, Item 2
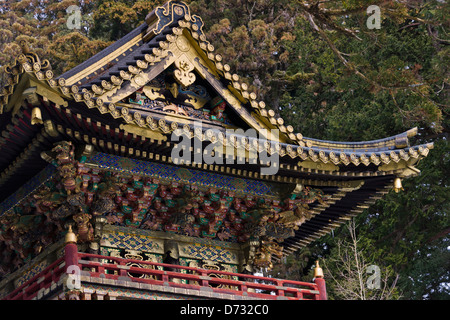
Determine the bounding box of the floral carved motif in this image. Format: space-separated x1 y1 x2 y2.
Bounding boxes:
174 56 196 87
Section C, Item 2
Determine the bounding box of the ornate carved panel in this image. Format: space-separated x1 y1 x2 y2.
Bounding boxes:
100 232 164 254
178 243 239 264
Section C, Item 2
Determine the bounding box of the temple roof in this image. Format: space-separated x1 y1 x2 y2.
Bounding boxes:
0 1 434 268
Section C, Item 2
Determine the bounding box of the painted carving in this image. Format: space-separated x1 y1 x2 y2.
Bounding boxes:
120 68 234 127
73 212 94 242
252 241 284 270
0 142 327 276
209 96 226 122
174 56 196 87
52 141 78 194
245 188 326 269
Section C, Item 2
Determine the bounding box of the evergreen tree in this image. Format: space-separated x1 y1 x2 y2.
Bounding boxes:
0 0 111 85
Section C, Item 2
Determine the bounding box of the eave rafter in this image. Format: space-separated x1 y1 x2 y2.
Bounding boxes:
34 102 432 183
282 182 393 256
0 77 434 186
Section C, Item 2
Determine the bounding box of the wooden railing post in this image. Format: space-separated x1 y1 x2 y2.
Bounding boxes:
200 271 209 287
64 225 79 271
64 225 83 300
118 260 128 277
276 280 285 297
313 261 327 300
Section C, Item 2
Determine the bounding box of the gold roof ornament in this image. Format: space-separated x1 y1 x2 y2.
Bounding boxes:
31 107 43 125
393 177 404 193
18 39 31 55
314 260 324 278
65 225 77 244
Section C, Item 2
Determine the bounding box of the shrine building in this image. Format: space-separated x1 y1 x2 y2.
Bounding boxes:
0 1 433 300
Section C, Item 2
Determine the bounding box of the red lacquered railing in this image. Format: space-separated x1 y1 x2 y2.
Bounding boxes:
2 241 326 300
77 252 320 300
3 256 66 300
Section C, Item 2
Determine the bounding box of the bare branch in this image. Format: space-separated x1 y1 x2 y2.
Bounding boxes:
324 220 400 300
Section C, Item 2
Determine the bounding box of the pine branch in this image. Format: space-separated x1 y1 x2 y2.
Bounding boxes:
296 1 362 40
426 227 450 244
304 12 429 93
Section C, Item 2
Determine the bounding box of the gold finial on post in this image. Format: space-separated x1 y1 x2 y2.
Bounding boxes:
314 260 324 278
65 225 77 244
313 260 327 300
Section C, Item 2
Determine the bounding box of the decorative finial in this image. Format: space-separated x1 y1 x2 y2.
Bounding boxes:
18 39 30 54
314 260 324 278
31 107 43 125
393 177 403 193
65 225 77 244
151 1 192 35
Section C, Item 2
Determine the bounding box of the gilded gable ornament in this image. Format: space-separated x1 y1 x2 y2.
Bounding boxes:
151 1 206 39
174 56 196 87
176 36 191 52
152 2 190 34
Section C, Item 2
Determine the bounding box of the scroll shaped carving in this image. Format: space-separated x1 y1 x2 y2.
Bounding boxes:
150 1 206 39
152 1 191 35
246 187 326 270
